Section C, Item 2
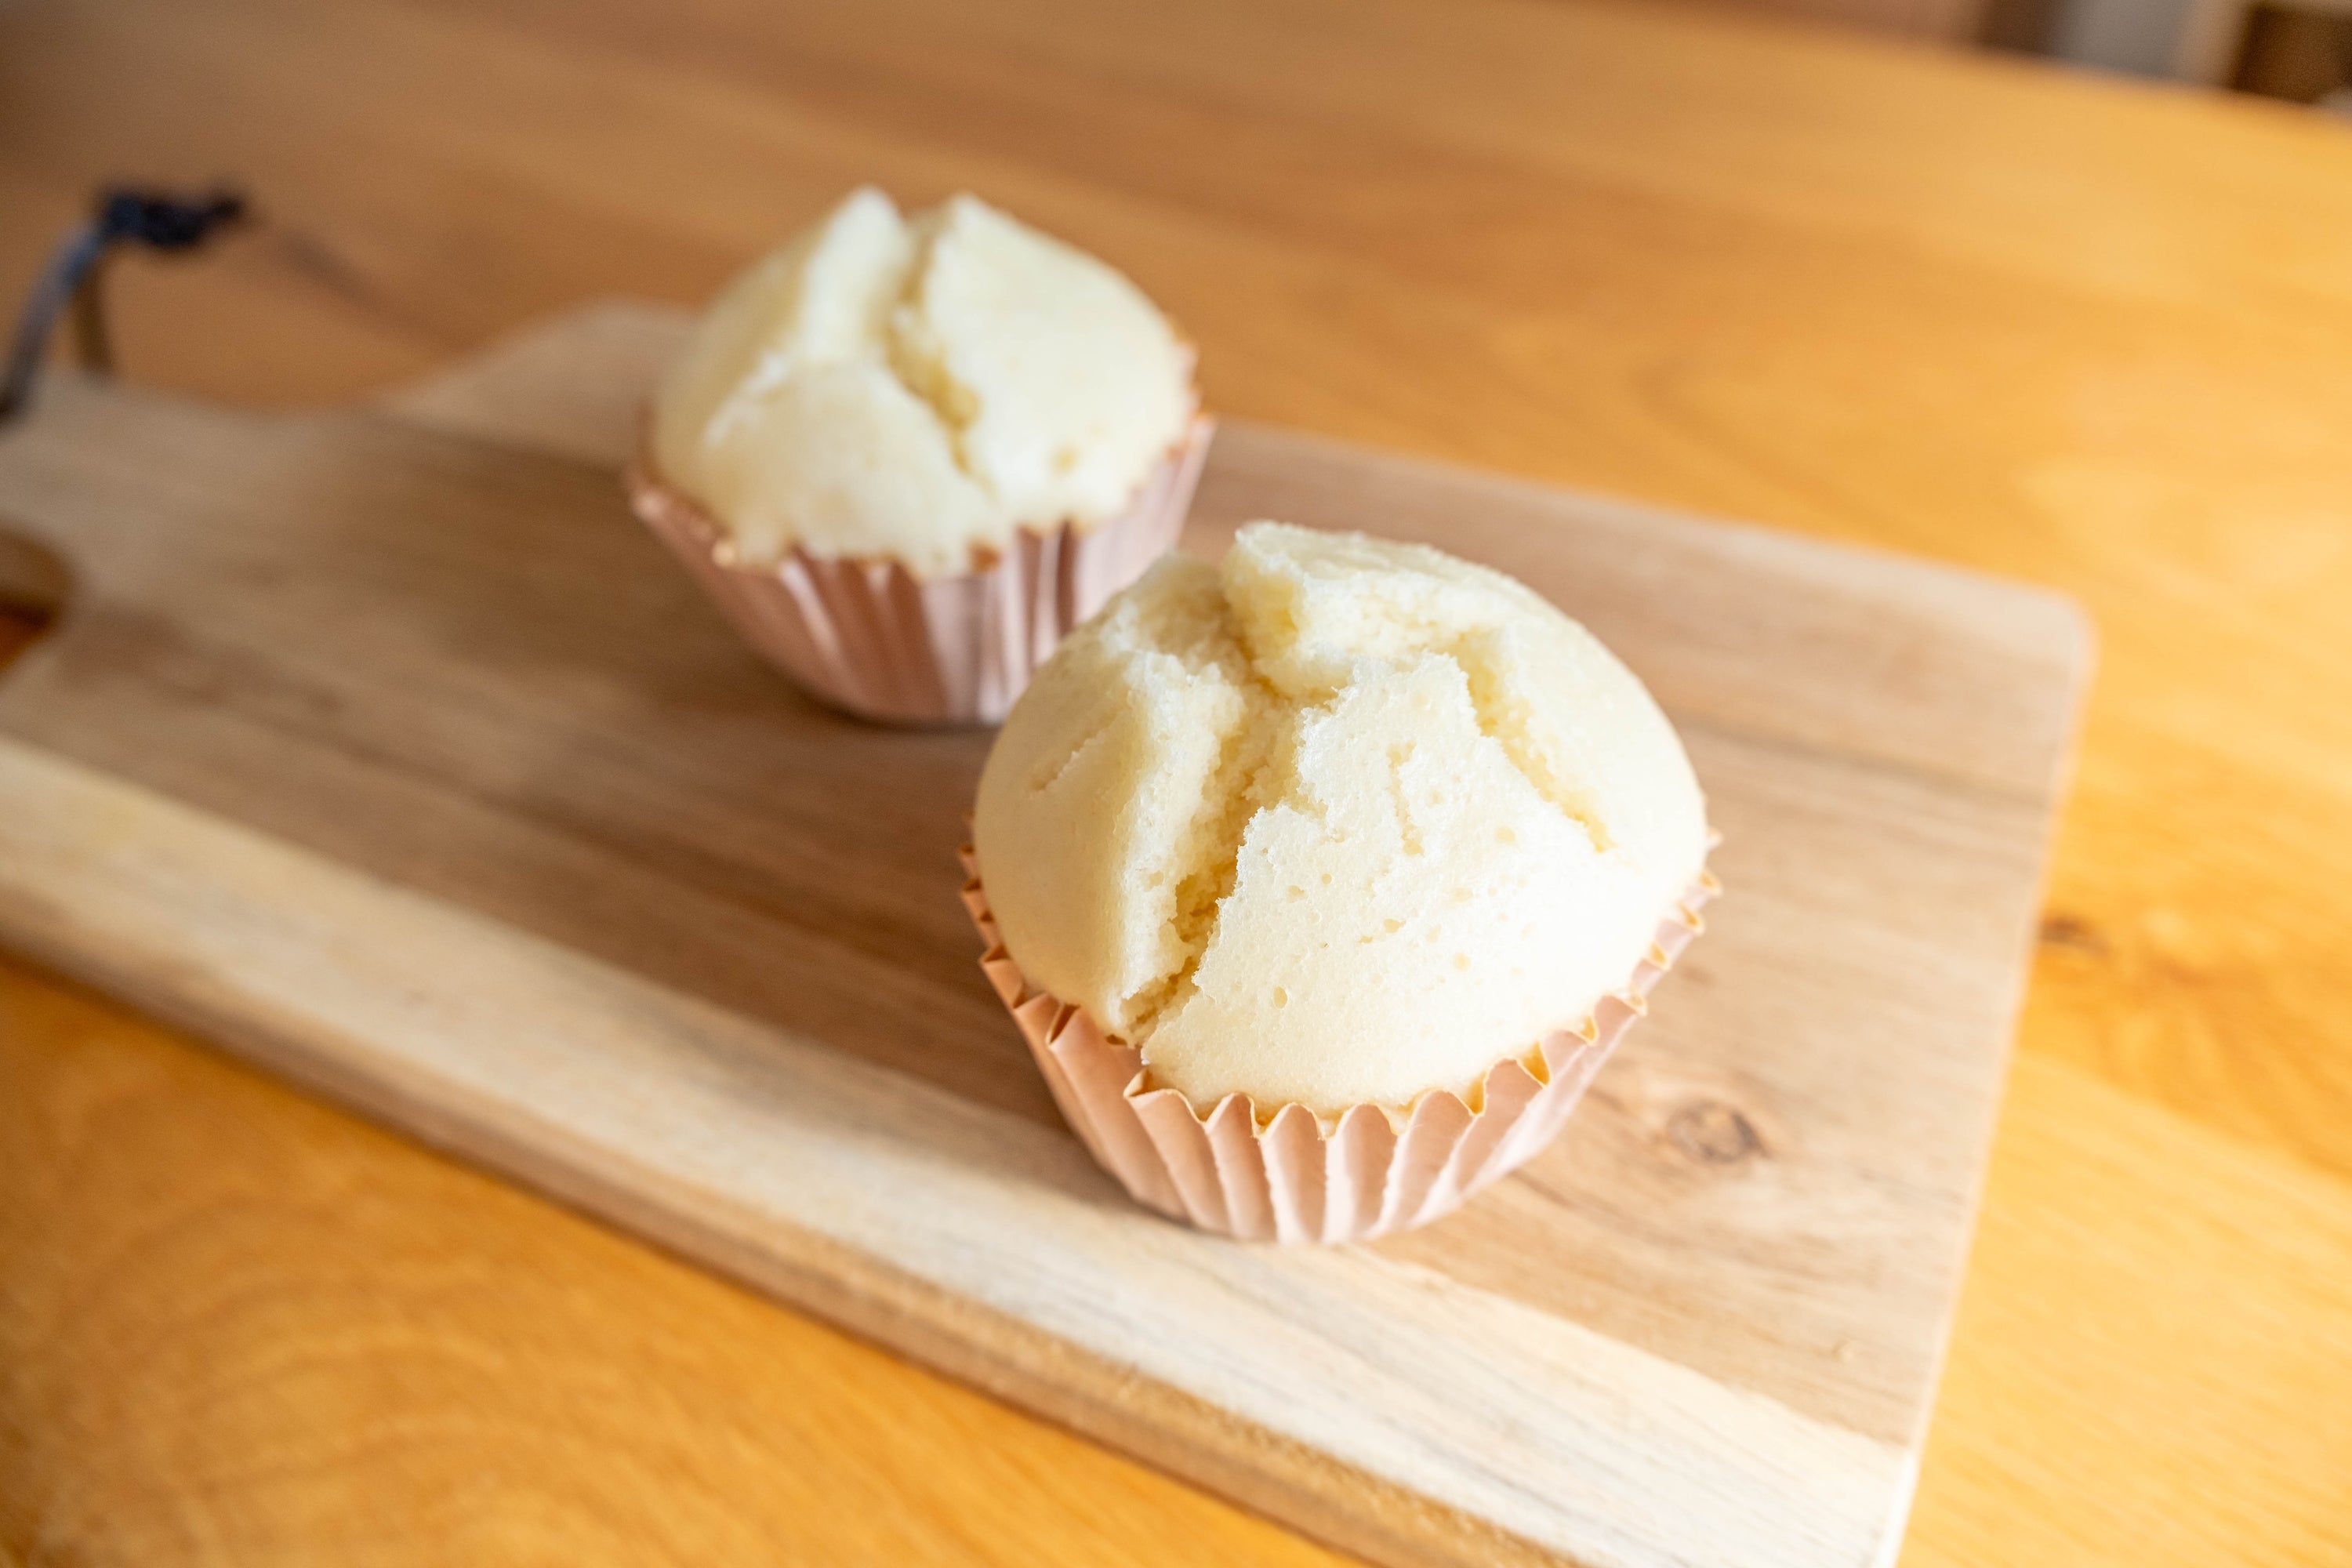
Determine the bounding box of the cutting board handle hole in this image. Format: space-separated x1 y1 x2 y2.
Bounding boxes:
0 524 71 670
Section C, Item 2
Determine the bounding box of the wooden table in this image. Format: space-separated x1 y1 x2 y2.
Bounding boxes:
3 1 2350 1563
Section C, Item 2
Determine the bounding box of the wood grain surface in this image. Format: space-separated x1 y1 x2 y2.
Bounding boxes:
2 0 2350 1564
0 301 2083 1564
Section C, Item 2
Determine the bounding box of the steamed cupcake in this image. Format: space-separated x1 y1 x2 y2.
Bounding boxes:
963 522 1715 1241
629 187 1210 724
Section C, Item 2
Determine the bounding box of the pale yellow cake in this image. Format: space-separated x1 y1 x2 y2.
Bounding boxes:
650 187 1195 579
972 522 1710 1116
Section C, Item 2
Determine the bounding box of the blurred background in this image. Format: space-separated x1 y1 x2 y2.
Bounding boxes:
1724 0 2352 99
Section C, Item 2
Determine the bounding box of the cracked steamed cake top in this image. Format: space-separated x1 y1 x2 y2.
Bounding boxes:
972 522 1711 1117
649 187 1196 580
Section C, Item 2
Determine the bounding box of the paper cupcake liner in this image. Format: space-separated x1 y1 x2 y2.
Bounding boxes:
959 846 1719 1243
626 419 1213 727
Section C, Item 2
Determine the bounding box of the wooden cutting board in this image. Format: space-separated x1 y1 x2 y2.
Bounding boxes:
0 304 2088 1568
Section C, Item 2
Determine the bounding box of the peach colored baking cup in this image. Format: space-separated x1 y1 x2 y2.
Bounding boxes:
959 847 1719 1243
626 419 1213 727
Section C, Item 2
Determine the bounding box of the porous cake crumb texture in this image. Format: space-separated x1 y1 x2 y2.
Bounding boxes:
652 187 1194 579
974 523 1710 1115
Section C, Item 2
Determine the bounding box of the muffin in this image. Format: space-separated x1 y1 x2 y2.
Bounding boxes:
629 186 1210 724
963 522 1715 1240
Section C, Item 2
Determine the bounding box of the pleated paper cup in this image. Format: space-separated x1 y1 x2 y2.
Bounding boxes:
626 419 1213 727
959 846 1719 1243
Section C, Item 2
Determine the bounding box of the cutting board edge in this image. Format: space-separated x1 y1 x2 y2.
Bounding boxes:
374 299 2096 811
390 297 2098 688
